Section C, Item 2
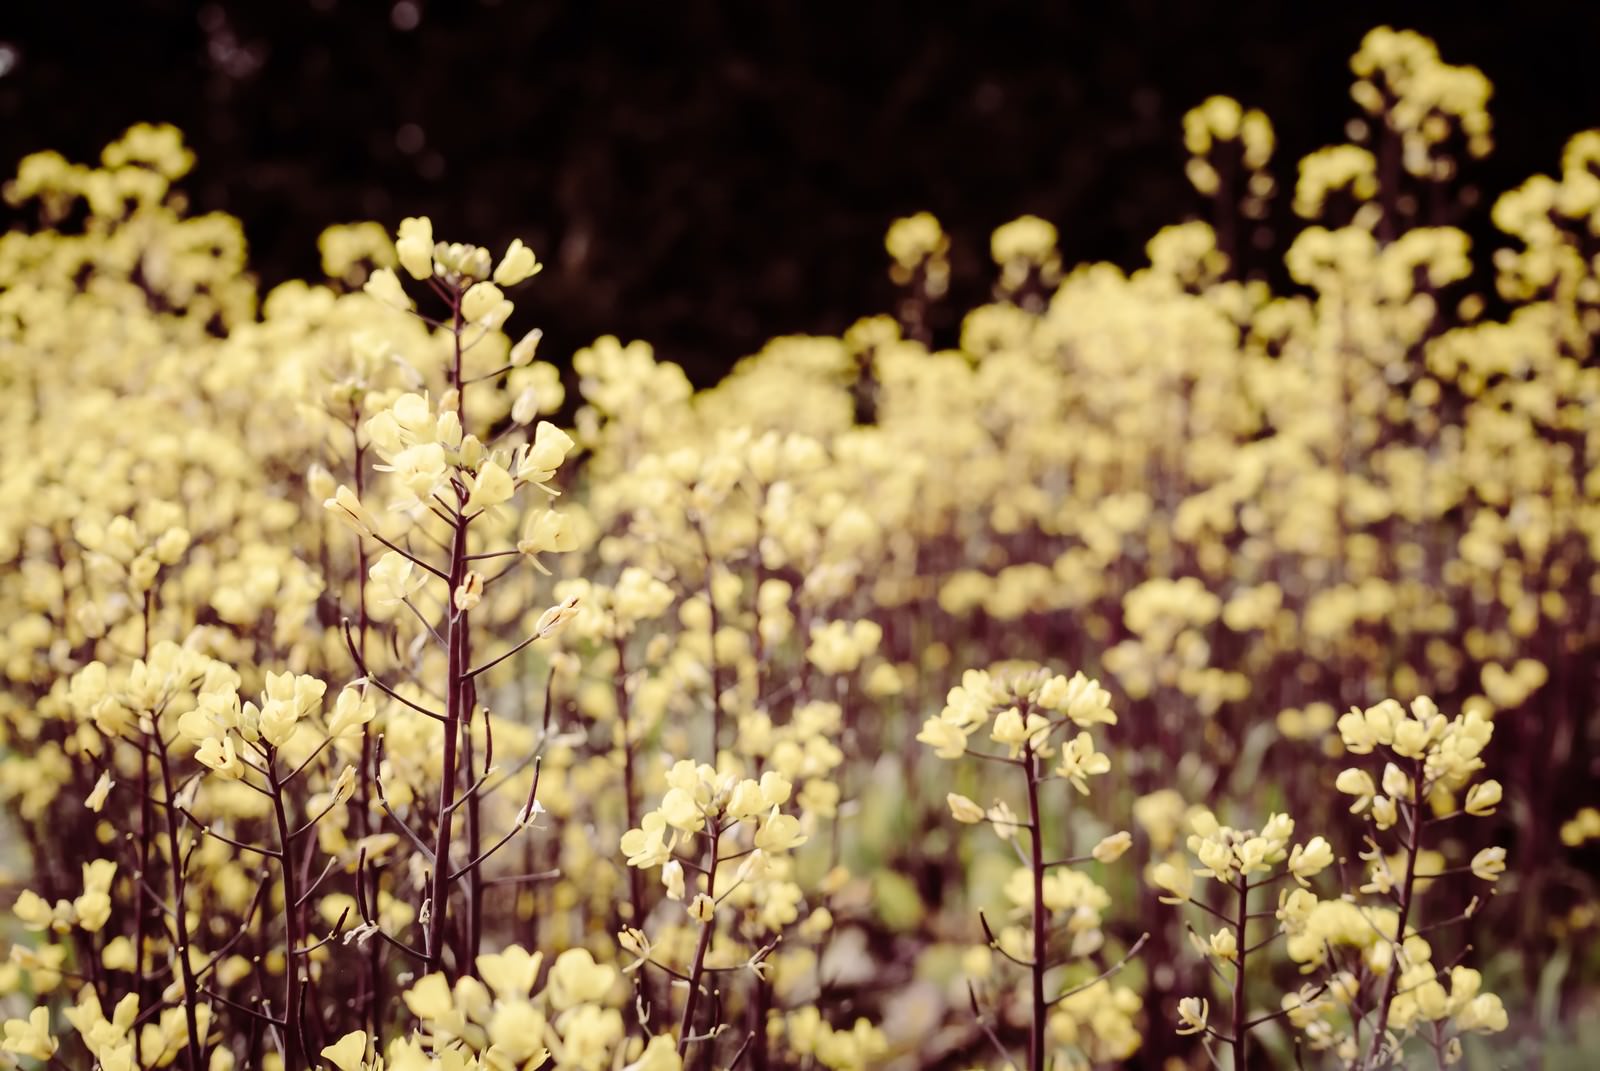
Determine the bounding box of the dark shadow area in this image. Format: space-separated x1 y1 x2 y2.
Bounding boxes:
3 0 1599 380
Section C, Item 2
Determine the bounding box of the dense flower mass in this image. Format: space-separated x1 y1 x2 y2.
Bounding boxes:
1 25 1597 1071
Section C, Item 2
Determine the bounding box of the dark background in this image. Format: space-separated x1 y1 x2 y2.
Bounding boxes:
4 1 1599 382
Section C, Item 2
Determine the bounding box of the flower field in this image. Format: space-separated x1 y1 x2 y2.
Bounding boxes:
1 26 1597 1071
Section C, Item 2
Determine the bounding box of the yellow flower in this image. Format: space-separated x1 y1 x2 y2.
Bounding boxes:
916 717 967 760
1470 847 1506 883
1150 859 1193 904
754 807 808 852
622 1035 682 1071
1288 836 1334 885
320 1030 369 1071
547 948 615 1012
477 946 543 1000
2 1008 58 1061
1464 780 1501 817
1456 993 1508 1033
362 266 412 311
402 973 454 1022
1092 831 1133 863
510 326 544 366
1335 767 1377 812
464 460 515 514
516 421 576 485
486 1001 549 1064
947 793 986 824
658 789 705 833
331 765 358 804
11 889 56 931
987 800 1021 841
493 238 542 287
461 281 510 327
86 770 115 812
395 216 434 280
1175 996 1209 1036
73 860 117 933
452 572 484 612
1056 732 1111 795
661 860 686 901
195 735 244 779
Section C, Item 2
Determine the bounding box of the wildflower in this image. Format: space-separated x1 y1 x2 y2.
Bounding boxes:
464 460 515 514
1056 731 1111 794
661 860 686 901
1464 780 1501 816
517 509 579 566
195 735 244 779
509 327 543 366
1335 767 1377 813
494 238 542 286
916 717 967 760
1039 671 1118 727
1381 761 1412 800
1092 831 1133 863
395 216 434 279
1470 847 1507 883
947 793 986 824
987 800 1021 841
461 281 511 327
622 1035 682 1071
991 707 1049 758
86 770 115 812
363 266 412 311
617 927 651 971
2 1008 57 1061
1288 836 1334 885
320 1031 369 1071
1455 993 1509 1033
515 421 576 486
11 890 57 931
621 812 674 868
1150 859 1193 903
402 973 454 1021
548 948 615 1012
73 860 117 933
453 571 484 612
1175 996 1210 1036
754 807 808 852
534 594 581 636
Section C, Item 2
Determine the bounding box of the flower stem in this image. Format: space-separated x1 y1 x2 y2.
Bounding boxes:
1024 739 1047 1071
678 822 722 1063
1365 756 1426 1069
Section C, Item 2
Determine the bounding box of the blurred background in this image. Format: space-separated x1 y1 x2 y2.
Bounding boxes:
3 0 1600 382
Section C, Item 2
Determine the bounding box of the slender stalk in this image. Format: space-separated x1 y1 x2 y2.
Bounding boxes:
350 418 384 1036
1023 738 1047 1071
1232 878 1249 1071
268 752 305 1071
427 515 466 972
156 733 204 1071
615 634 645 925
678 822 721 1062
132 590 154 1005
426 286 472 976
1365 757 1425 1069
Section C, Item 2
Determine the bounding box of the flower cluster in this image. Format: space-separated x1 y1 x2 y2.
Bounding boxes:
2 24 1594 1071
